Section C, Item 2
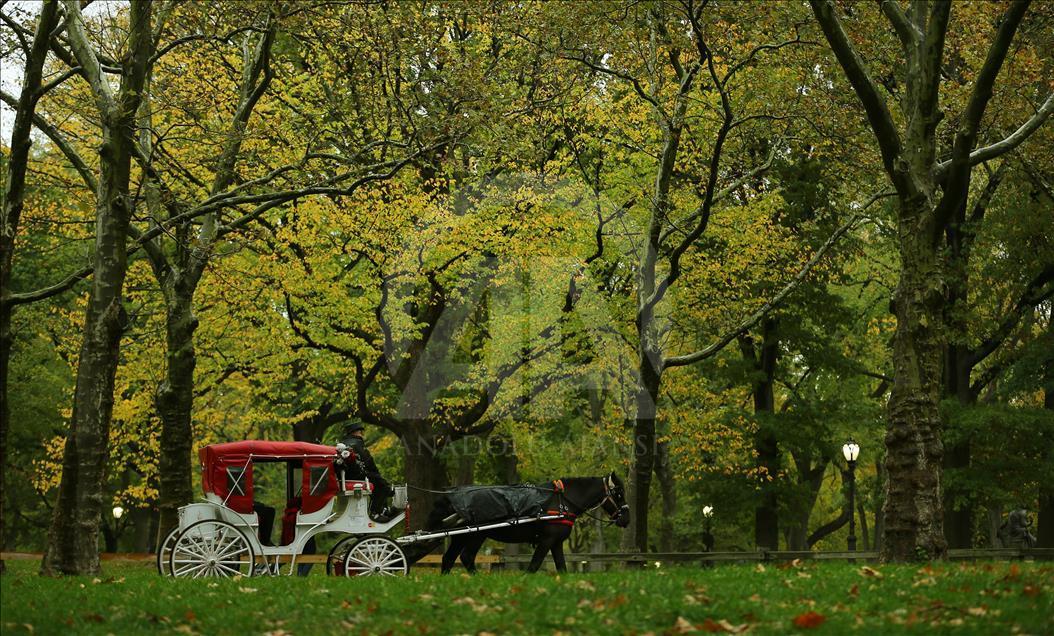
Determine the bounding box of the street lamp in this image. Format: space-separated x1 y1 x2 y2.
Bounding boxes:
842 441 860 551
112 505 124 520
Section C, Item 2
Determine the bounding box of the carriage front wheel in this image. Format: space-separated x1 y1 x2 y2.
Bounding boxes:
341 536 407 576
169 520 255 578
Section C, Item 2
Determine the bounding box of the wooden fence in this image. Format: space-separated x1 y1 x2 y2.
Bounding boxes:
498 548 1054 571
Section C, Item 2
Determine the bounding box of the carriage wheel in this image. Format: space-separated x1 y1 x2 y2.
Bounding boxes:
326 536 357 576
170 520 255 578
341 536 408 576
156 527 180 576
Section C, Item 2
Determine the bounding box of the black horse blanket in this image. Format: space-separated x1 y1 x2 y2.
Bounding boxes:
446 485 552 525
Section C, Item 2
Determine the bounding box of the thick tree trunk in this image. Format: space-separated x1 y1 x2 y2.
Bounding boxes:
401 423 447 531
155 291 197 542
40 0 152 576
40 129 137 575
882 205 947 561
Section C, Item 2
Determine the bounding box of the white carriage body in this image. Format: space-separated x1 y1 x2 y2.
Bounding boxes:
163 440 409 577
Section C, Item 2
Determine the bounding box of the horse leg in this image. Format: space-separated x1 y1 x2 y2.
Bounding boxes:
550 540 567 573
459 535 486 574
526 539 552 573
442 537 463 574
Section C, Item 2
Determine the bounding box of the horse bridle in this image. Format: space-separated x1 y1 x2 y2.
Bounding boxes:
557 476 627 525
601 475 630 523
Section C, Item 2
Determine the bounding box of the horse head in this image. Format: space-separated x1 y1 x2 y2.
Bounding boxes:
601 472 630 528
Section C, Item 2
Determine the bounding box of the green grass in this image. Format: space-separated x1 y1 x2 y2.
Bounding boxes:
1 559 1051 634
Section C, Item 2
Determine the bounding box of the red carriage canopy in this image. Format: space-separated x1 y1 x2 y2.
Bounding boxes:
199 441 339 514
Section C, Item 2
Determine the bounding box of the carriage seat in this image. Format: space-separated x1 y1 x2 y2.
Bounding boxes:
341 480 374 495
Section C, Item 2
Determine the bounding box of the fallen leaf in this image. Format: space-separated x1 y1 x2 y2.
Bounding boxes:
967 607 987 617
84 614 105 623
699 618 748 633
184 610 196 622
848 584 859 597
671 616 697 633
754 564 766 573
575 580 596 592
1022 585 1041 598
237 587 257 593
748 594 762 602
792 611 826 629
859 566 883 579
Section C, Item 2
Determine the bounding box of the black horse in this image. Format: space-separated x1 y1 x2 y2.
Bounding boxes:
424 473 629 574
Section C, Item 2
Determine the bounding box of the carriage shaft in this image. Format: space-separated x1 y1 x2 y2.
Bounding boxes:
395 514 567 544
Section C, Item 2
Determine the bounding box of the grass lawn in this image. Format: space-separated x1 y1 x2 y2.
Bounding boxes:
1 559 1051 634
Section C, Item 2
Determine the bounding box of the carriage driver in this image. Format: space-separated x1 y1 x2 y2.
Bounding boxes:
341 422 396 522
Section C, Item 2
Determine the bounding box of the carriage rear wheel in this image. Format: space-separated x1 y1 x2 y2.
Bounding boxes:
156 527 180 576
326 536 356 576
170 520 255 578
341 536 408 576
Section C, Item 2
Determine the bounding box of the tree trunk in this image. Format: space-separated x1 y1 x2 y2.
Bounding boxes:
655 438 677 552
147 16 275 549
786 453 827 551
40 141 138 574
743 319 780 550
627 352 661 552
882 206 947 561
401 423 447 531
154 290 197 544
0 0 61 574
857 501 870 551
943 300 975 548
40 0 153 576
1039 379 1053 548
872 459 885 553
0 307 10 572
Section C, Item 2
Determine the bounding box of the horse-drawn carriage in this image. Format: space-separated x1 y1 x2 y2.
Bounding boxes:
156 440 628 578
157 440 411 577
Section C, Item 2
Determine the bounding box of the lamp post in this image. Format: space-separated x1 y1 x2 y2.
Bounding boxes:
842 441 860 551
702 506 714 551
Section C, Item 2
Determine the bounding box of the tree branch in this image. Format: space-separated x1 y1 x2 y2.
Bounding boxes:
809 0 904 190
878 0 920 50
967 265 1054 368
